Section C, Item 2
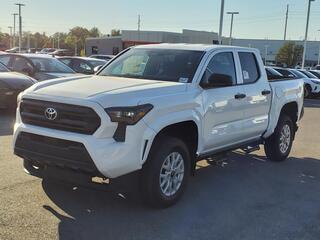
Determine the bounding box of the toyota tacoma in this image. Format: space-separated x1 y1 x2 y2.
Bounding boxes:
13 44 304 207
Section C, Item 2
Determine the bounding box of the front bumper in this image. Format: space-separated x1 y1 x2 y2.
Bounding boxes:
13 97 156 179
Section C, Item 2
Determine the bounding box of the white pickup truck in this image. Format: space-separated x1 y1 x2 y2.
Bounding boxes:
13 44 304 207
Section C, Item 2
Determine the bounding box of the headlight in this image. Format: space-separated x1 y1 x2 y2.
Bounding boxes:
105 104 153 125
311 80 320 85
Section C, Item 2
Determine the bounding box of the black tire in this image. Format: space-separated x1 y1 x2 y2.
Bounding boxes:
141 136 191 208
264 114 294 162
304 85 312 98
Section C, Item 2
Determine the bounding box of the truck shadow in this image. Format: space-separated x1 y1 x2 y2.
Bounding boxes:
0 110 15 136
42 152 320 240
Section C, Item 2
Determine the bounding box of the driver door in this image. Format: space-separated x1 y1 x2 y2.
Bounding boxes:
201 51 246 153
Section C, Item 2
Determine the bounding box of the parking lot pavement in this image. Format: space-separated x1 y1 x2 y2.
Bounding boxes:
0 100 320 240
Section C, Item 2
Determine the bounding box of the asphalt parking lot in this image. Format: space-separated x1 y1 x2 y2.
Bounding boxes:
0 99 319 240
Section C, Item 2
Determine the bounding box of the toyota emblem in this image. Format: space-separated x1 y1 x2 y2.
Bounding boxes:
45 108 58 120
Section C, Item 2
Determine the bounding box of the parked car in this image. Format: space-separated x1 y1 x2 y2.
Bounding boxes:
14 44 304 207
58 57 107 74
0 62 37 109
265 66 287 80
36 48 56 54
272 67 320 98
48 49 74 57
290 69 320 98
0 53 76 81
309 70 320 79
27 48 42 54
272 67 297 78
5 47 28 53
89 54 114 61
312 65 320 70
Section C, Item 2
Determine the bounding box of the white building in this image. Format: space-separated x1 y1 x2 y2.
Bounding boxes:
86 29 320 66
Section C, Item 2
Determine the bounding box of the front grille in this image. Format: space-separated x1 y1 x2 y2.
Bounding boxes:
15 132 99 174
20 99 101 135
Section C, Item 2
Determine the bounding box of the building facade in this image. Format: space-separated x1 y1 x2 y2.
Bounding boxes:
85 29 320 66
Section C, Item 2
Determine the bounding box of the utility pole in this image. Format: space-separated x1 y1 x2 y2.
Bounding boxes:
227 11 239 45
218 0 225 44
264 45 269 65
138 14 141 42
15 3 25 53
12 13 18 47
302 0 315 69
284 4 289 41
317 30 320 65
57 33 60 49
8 26 13 48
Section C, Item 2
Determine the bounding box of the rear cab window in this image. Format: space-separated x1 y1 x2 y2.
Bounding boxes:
238 52 260 84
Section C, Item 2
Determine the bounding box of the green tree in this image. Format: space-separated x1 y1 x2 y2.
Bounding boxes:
276 42 304 67
0 32 10 49
111 29 121 36
65 26 91 55
89 27 101 38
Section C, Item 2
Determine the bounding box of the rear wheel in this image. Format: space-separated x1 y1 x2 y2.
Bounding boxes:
264 114 294 162
141 136 190 208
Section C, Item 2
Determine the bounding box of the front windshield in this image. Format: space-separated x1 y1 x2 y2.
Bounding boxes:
291 70 307 79
99 48 204 82
29 57 75 73
267 67 282 76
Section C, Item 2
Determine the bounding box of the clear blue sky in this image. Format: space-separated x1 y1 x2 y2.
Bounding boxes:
1 0 320 40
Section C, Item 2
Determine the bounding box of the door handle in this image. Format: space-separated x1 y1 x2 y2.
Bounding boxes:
234 93 246 99
261 90 271 95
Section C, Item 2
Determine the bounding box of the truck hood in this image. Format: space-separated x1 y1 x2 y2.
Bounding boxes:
27 75 188 106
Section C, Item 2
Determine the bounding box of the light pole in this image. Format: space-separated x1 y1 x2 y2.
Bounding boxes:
12 13 18 47
264 45 269 65
302 0 315 69
283 4 289 41
317 30 320 65
227 11 239 45
15 3 25 53
218 0 225 44
8 26 13 48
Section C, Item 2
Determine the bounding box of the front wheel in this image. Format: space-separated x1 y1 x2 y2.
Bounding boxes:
141 136 190 208
264 114 294 162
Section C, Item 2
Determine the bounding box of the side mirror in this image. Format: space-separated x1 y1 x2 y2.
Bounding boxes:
94 65 103 73
83 68 95 75
201 73 234 89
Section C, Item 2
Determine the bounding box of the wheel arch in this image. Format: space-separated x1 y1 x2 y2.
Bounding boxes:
145 120 199 174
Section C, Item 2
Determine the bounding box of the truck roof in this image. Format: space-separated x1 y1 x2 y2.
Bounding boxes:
134 43 254 52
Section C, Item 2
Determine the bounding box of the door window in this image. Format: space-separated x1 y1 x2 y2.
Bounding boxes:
12 56 33 74
238 52 260 84
201 52 237 86
0 55 11 66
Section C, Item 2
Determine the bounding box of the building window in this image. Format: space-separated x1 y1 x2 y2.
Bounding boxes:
92 46 98 54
